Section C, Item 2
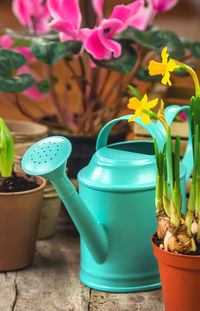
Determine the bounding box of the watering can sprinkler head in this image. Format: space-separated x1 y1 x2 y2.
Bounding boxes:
22 136 108 264
21 136 72 180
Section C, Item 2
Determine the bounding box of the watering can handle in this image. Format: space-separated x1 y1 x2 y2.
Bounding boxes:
159 105 193 182
96 105 193 182
96 114 166 152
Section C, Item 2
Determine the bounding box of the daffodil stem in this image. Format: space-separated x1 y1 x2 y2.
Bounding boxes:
175 61 200 97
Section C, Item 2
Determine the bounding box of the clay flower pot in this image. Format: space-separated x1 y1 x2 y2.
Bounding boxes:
151 233 200 311
5 119 47 145
0 173 46 271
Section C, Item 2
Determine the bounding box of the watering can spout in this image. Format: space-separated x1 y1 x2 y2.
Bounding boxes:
21 136 108 264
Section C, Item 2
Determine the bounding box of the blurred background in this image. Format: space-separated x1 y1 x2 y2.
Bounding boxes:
0 0 200 121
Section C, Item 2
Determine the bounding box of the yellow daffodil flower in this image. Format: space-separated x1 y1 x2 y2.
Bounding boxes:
148 47 176 86
127 94 158 124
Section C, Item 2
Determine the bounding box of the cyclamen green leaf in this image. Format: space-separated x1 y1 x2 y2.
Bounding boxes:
0 74 34 92
92 44 137 74
30 39 82 64
0 49 26 77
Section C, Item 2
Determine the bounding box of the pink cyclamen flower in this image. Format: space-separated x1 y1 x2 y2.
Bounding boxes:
84 0 153 60
12 0 50 34
180 113 187 121
84 18 126 60
18 66 44 100
151 0 179 12
92 0 104 23
0 35 13 48
110 0 153 31
48 0 84 42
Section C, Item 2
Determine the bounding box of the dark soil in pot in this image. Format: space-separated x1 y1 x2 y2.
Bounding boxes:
0 172 39 192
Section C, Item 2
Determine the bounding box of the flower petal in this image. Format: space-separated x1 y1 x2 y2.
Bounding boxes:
167 59 176 72
48 0 81 29
84 28 111 60
100 18 126 37
92 0 104 23
127 97 141 110
12 0 50 33
151 0 179 12
98 28 122 58
147 98 158 108
141 112 150 124
0 35 13 48
109 5 132 25
50 20 75 33
149 60 167 75
128 109 141 122
128 0 155 31
47 0 61 19
161 71 171 86
141 94 148 104
161 47 169 64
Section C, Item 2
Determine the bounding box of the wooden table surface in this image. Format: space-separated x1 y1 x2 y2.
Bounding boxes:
0 217 165 311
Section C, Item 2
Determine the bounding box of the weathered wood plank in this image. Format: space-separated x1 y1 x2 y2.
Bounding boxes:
89 289 164 311
0 220 90 311
0 218 165 311
0 273 18 311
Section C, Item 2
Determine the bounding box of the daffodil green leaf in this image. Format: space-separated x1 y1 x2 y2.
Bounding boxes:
0 49 26 77
92 44 137 74
30 39 82 64
0 74 34 92
128 85 142 100
0 118 14 177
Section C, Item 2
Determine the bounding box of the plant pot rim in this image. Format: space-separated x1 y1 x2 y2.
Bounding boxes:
151 232 200 260
0 173 46 197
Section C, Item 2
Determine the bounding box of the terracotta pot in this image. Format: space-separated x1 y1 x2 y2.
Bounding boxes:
5 120 47 145
37 192 61 240
0 173 46 271
151 233 200 311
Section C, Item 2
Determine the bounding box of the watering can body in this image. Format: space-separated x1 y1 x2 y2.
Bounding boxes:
21 105 193 293
78 105 192 292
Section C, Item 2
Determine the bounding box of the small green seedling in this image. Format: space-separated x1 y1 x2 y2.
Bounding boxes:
0 118 14 177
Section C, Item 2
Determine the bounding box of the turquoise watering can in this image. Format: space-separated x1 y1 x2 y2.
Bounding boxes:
22 105 193 293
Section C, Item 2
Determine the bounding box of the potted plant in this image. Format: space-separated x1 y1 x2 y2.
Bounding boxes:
2 0 200 176
127 46 200 311
0 117 46 271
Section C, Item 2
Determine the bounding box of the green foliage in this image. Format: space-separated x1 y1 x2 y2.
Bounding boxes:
30 39 82 64
0 74 34 92
116 27 185 59
0 118 14 177
127 85 142 100
0 49 26 77
186 42 200 61
0 49 34 92
92 44 137 74
35 76 58 93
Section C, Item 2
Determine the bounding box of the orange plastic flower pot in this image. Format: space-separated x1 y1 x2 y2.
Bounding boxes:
151 233 200 311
